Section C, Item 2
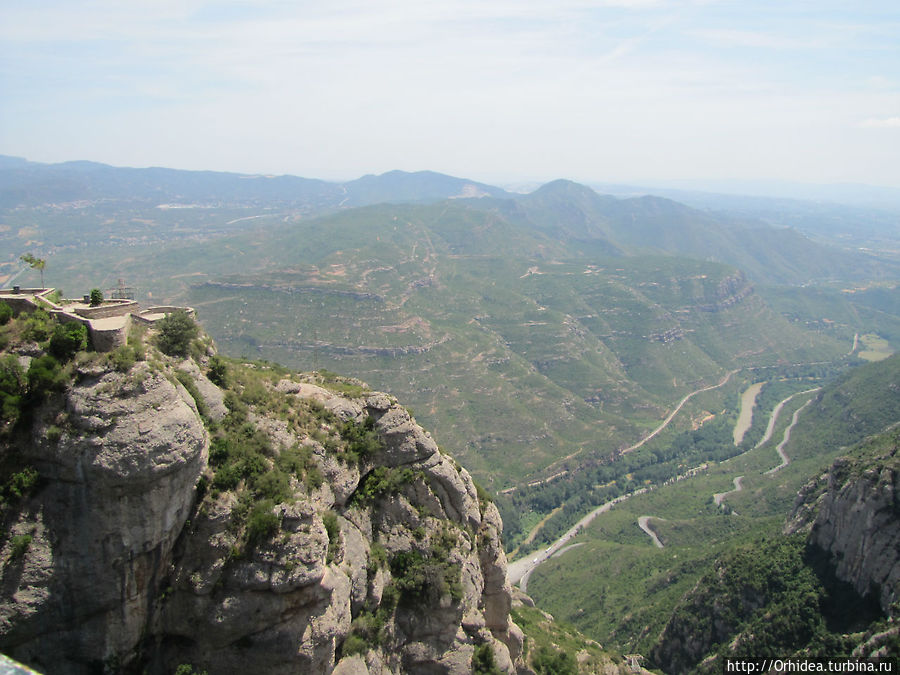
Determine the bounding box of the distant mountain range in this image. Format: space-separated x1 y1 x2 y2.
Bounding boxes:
0 155 508 211
2 155 897 286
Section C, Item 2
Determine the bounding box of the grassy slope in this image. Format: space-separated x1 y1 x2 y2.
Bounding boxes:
526 354 900 656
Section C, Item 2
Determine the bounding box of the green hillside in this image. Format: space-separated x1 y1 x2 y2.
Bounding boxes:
8 170 900 533
14 192 885 496
525 354 900 661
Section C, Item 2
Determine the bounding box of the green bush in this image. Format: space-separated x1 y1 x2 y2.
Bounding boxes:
175 370 208 419
353 466 415 504
0 303 12 326
306 464 324 490
108 344 140 372
253 469 291 502
0 355 24 424
532 646 577 675
323 510 340 563
48 321 87 361
89 288 103 307
207 355 228 387
245 499 280 543
340 634 369 658
27 354 65 399
155 310 198 357
174 664 208 675
350 610 385 645
22 308 52 342
473 643 502 675
340 416 383 463
9 534 32 559
389 543 462 606
5 467 38 499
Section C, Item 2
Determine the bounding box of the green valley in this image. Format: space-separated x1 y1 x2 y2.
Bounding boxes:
4 159 900 670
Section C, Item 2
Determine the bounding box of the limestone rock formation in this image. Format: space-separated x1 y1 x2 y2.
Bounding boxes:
786 433 900 615
0 360 208 671
0 341 525 674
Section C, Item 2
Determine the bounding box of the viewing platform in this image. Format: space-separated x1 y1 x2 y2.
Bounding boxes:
0 286 194 352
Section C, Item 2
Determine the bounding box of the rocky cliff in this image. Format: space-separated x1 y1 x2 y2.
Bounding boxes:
651 428 900 674
0 329 524 674
786 428 900 616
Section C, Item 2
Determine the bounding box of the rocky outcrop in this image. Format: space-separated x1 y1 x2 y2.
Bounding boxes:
694 272 753 313
0 361 208 672
653 431 900 674
786 432 900 616
0 346 524 674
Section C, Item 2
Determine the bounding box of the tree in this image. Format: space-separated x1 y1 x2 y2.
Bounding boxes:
532 646 578 675
48 321 88 361
20 254 46 288
473 643 502 675
0 355 25 425
26 354 65 400
207 355 228 387
156 310 198 357
89 288 103 307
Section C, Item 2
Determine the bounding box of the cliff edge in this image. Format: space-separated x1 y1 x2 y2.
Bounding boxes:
0 311 524 674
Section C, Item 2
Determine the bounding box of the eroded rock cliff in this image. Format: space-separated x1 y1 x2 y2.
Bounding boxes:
786 428 900 616
0 336 523 674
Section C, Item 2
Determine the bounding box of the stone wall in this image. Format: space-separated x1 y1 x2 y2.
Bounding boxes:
0 291 194 354
72 299 138 320
89 315 131 352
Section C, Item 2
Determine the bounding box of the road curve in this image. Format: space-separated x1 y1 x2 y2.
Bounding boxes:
637 516 664 548
765 396 816 475
713 475 744 506
623 370 738 455
508 371 737 587
507 489 647 587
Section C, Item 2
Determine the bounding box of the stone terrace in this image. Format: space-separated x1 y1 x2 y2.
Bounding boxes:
0 287 194 352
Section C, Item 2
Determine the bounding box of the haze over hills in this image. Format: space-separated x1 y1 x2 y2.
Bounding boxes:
0 155 507 211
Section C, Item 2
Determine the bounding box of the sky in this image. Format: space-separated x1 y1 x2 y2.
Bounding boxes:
1 0 899 188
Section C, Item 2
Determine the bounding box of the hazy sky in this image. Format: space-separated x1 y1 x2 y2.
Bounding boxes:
2 0 899 187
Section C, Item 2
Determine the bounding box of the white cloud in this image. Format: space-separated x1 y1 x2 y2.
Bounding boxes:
2 0 899 187
688 28 831 50
859 117 900 128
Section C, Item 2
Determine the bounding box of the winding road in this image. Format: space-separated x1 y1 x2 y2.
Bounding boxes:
637 516 665 548
765 395 817 474
623 369 738 455
713 475 744 506
509 489 647 589
509 371 829 589
509 370 739 587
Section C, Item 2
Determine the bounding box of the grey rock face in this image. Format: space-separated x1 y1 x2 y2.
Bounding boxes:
0 362 208 672
788 453 900 615
1 358 522 674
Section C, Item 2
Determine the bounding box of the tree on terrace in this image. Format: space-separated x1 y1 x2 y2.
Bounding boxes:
20 254 46 288
156 310 198 357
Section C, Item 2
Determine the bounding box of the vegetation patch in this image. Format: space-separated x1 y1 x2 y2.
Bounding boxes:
155 310 199 357
388 525 462 606
339 415 383 463
353 466 416 504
